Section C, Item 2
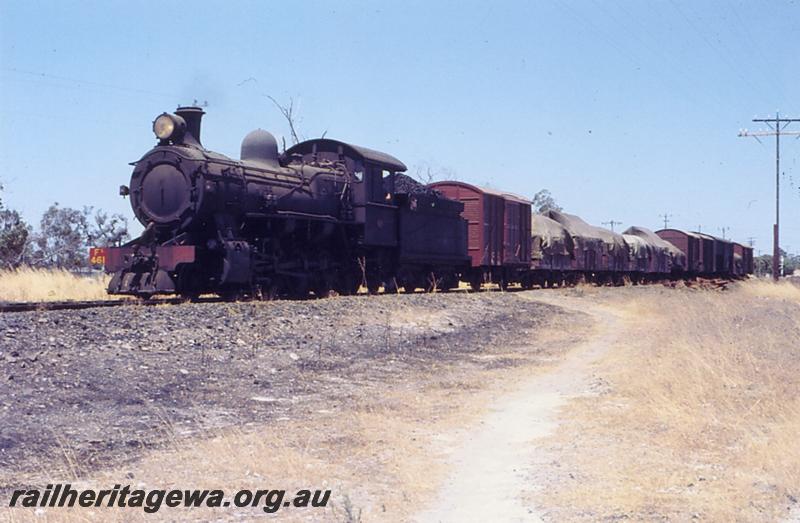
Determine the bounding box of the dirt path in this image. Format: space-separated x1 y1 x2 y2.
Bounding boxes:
415 295 621 522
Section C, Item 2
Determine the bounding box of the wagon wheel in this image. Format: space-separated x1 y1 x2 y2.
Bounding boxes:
261 281 282 300
469 275 482 292
384 277 400 294
312 277 332 299
521 277 534 291
366 278 381 295
178 290 200 302
219 288 245 301
437 275 455 293
401 279 417 293
288 277 311 299
334 271 360 296
312 254 334 298
425 272 439 293
176 265 202 301
400 275 422 293
396 270 418 293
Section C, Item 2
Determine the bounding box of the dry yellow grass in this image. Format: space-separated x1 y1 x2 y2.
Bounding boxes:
538 281 800 521
739 277 800 302
0 267 111 302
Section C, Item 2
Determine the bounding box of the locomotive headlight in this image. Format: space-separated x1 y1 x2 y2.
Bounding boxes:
153 114 174 139
152 113 186 142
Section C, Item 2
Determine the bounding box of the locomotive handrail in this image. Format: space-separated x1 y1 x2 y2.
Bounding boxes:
245 210 340 222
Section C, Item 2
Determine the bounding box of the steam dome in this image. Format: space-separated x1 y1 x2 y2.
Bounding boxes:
241 129 279 166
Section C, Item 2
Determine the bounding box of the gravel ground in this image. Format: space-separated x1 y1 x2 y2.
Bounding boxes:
0 291 564 490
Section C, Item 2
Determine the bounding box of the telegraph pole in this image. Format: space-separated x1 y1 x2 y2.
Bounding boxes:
602 220 621 232
659 213 672 229
739 112 800 280
719 226 729 240
747 237 756 248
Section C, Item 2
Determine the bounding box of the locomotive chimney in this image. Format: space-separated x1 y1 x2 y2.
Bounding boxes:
175 106 205 146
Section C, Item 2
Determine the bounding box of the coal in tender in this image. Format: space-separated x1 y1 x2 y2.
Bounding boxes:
385 173 442 196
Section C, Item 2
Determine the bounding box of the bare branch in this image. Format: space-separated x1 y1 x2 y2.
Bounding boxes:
266 95 300 146
411 161 455 184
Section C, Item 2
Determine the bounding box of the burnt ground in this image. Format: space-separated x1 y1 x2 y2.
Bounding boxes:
0 291 570 492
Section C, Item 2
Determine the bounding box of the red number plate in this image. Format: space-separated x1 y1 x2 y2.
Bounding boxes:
89 247 107 266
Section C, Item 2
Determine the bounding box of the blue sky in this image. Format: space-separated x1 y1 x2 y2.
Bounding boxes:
1 0 798 254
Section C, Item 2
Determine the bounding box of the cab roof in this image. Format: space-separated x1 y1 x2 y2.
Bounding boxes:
285 138 407 172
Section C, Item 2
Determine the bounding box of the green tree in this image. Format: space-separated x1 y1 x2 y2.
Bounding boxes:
27 204 130 269
27 203 90 269
531 189 562 214
754 249 799 277
0 186 31 269
783 251 799 275
86 207 129 247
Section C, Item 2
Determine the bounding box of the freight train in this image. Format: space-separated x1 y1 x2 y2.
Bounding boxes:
95 107 753 298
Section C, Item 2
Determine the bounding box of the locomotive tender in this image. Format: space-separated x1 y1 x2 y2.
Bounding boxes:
100 107 752 298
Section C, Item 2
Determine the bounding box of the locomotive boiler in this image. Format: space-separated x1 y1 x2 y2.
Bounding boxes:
103 107 469 298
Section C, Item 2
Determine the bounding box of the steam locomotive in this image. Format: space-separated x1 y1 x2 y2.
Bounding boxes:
99 107 752 298
103 107 468 298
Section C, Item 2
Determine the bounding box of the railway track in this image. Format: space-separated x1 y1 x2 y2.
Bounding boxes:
0 277 737 314
0 297 200 313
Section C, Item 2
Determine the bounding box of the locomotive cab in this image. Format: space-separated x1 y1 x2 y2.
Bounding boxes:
284 139 406 247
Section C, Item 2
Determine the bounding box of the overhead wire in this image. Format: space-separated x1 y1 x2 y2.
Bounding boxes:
0 67 178 100
725 1 791 110
550 0 643 69
586 0 728 116
666 0 780 109
669 0 798 195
